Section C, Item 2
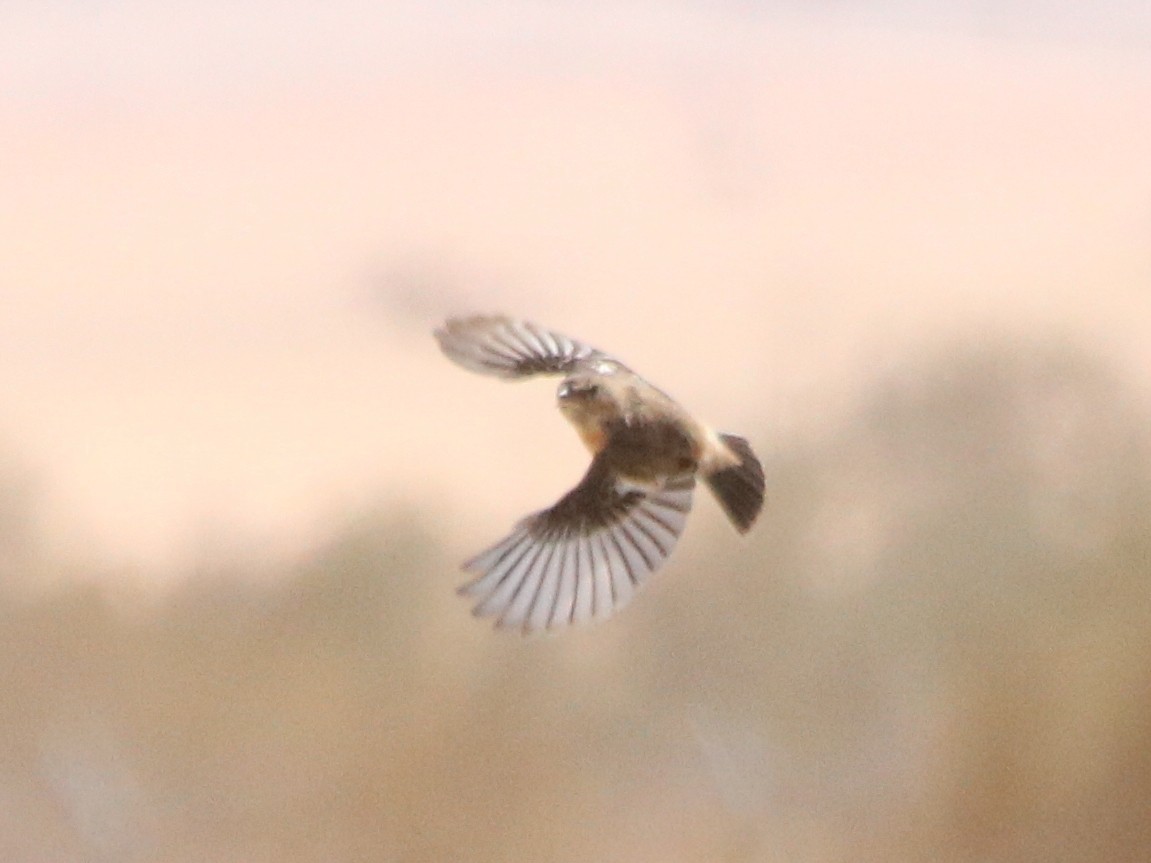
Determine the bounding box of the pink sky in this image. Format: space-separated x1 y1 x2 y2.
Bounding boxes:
2 4 1150 575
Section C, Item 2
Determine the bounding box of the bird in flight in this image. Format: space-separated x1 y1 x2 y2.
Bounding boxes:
435 315 764 634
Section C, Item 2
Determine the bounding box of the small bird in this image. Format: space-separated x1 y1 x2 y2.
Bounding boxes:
435 315 765 633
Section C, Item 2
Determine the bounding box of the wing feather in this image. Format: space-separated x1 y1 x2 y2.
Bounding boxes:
457 453 696 633
436 315 604 379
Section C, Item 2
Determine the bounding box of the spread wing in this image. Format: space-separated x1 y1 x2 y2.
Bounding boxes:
435 315 607 379
459 454 695 633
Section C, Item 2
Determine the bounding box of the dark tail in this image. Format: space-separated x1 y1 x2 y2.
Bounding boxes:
704 433 765 534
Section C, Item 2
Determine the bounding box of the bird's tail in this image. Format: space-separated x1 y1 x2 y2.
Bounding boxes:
704 433 765 533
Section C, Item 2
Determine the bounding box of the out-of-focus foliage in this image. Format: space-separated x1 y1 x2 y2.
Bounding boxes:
2 340 1149 862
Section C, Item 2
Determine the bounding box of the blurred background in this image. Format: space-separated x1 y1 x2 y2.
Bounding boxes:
2 1 1151 860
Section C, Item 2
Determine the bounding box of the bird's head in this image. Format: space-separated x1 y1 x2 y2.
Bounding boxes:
557 376 603 403
557 373 621 439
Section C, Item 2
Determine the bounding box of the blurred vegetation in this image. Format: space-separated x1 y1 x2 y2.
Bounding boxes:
2 339 1150 862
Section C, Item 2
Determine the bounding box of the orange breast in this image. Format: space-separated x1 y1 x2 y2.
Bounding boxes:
559 397 612 454
575 421 607 454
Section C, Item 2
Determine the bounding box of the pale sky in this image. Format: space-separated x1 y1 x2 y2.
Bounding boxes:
2 2 1149 576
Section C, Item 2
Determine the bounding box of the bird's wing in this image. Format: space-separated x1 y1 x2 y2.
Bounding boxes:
459 453 695 633
435 315 608 379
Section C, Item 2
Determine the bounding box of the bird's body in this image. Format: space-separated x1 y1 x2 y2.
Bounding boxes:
560 368 709 476
435 315 764 633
